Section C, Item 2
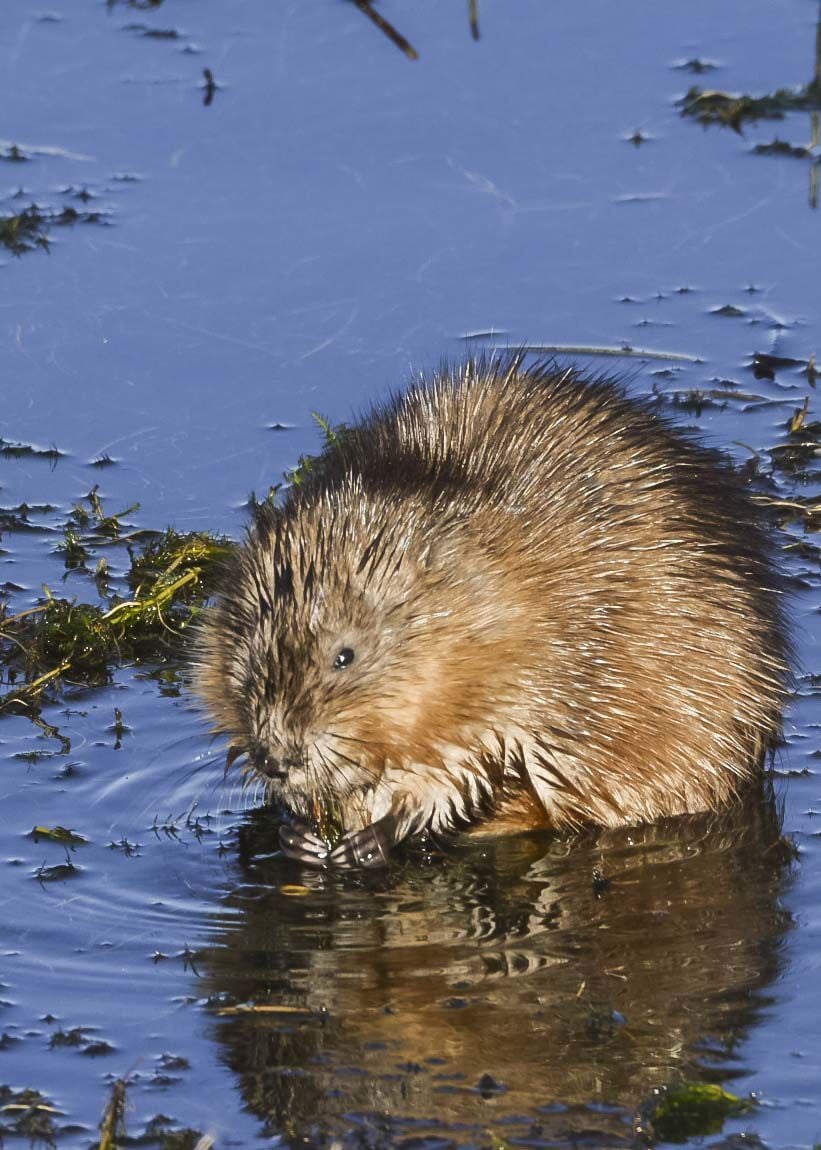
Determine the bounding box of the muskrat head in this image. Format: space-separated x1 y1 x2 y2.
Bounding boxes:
195 484 523 832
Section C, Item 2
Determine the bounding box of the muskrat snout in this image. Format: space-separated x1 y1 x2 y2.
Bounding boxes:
254 748 302 782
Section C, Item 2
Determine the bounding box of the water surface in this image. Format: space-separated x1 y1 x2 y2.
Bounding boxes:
2 1 821 1146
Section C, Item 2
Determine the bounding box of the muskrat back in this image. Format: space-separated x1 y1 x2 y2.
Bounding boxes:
195 357 790 867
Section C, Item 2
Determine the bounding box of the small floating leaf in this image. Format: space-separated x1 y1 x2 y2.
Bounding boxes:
30 826 88 846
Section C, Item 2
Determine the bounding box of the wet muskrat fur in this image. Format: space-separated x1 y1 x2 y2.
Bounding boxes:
195 357 790 867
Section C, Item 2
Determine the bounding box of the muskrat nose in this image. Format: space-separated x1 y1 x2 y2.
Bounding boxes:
256 755 286 781
257 749 303 780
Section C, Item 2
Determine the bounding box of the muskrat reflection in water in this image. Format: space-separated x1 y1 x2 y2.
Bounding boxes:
202 798 793 1143
195 357 790 866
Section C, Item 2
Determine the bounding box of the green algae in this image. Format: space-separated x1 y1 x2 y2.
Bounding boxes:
0 490 231 714
643 1081 752 1141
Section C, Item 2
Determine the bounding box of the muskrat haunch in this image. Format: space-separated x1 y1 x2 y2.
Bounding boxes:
195 357 790 868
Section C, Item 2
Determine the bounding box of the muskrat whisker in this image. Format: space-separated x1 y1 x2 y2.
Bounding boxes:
324 730 377 748
321 746 363 798
326 744 381 787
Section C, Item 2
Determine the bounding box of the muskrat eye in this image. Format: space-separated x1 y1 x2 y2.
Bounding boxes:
333 647 355 671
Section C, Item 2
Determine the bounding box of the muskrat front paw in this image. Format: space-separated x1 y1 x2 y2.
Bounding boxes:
328 815 395 870
279 820 331 866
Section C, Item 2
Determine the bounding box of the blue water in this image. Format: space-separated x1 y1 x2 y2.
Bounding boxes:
2 1 821 1146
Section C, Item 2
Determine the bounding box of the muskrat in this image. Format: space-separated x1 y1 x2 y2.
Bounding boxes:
195 356 790 868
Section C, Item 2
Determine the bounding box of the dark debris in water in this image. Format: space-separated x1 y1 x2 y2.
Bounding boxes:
673 58 720 74
123 22 181 40
34 853 79 883
0 144 28 163
753 138 812 159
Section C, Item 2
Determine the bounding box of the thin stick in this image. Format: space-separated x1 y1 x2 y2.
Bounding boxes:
97 1079 127 1150
350 0 419 60
468 0 479 40
0 659 71 712
0 603 49 631
102 568 199 624
486 342 702 364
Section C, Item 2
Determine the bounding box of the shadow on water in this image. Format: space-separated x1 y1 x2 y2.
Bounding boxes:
200 790 794 1147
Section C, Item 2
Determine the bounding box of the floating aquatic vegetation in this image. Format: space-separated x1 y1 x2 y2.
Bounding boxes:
679 84 821 132
0 490 232 714
0 437 63 460
0 206 49 254
0 1084 63 1144
29 825 88 846
678 13 821 207
284 411 353 487
640 1082 752 1141
0 202 107 256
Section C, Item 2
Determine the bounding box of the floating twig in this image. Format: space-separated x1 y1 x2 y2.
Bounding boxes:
202 68 217 107
97 1079 127 1150
488 342 702 364
350 0 418 60
468 0 479 41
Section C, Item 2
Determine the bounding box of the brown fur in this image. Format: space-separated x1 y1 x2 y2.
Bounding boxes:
194 357 790 844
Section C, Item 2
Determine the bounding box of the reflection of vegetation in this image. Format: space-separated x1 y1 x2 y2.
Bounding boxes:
679 5 821 207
